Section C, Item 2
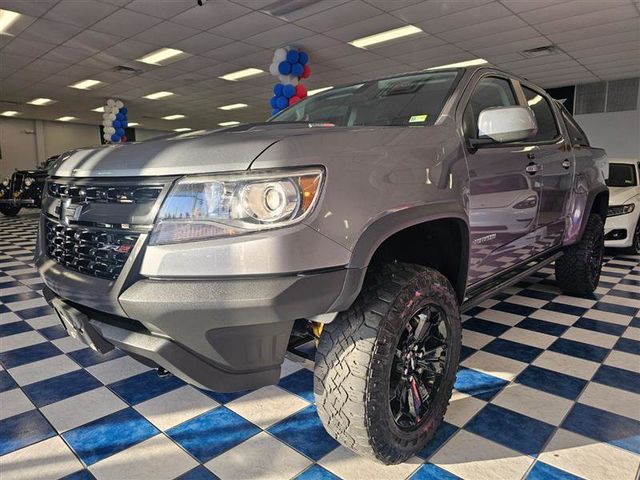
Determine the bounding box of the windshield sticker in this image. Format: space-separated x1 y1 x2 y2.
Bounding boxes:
409 114 428 123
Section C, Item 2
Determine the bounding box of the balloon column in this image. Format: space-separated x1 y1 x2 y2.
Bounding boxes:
101 99 129 143
268 47 311 115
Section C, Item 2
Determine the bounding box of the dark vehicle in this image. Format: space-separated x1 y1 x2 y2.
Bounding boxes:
0 155 59 216
37 66 608 464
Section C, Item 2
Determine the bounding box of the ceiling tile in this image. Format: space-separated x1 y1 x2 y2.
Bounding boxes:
258 0 350 22
457 26 539 50
499 0 571 13
21 58 69 75
418 2 512 34
438 14 526 43
172 31 235 54
392 0 494 23
172 1 251 30
518 0 628 25
209 11 285 40
535 5 638 35
2 37 55 58
63 29 123 54
131 20 199 44
102 39 160 60
364 0 422 11
243 23 316 47
201 41 263 61
547 18 640 44
44 0 120 28
125 0 194 18
91 9 163 37
296 1 380 31
323 13 406 41
18 18 84 46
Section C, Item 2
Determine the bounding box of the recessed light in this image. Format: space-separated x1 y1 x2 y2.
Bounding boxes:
127 122 139 127
162 114 186 120
349 25 422 49
137 48 186 65
218 103 248 111
0 9 21 35
1 110 19 117
27 98 56 106
219 121 240 127
174 128 192 132
427 58 488 70
69 79 102 90
56 116 76 122
143 91 174 100
307 86 333 96
92 106 105 112
219 68 264 81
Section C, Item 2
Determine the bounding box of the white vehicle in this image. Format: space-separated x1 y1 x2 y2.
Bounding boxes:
605 158 640 253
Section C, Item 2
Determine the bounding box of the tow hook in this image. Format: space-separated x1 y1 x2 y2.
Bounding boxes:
156 367 172 379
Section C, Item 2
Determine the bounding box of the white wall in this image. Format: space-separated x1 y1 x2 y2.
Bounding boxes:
0 118 38 175
574 110 639 159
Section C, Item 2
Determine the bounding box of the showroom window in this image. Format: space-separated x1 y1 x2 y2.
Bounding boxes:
464 77 517 138
522 86 559 142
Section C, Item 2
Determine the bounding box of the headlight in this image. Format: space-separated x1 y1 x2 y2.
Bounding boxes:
1 178 9 187
607 204 635 217
149 167 324 245
24 177 34 187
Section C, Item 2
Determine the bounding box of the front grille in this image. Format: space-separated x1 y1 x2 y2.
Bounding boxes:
47 183 162 204
44 219 139 280
11 173 25 194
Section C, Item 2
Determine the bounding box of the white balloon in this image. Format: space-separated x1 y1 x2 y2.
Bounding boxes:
269 62 279 76
102 113 110 120
289 76 299 86
107 99 115 107
115 100 124 109
108 113 116 121
111 106 119 114
274 48 287 63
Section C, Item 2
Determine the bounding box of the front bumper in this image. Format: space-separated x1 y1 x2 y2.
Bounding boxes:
0 198 36 206
605 209 639 248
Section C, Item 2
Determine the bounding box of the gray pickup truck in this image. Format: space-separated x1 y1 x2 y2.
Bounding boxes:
36 65 608 464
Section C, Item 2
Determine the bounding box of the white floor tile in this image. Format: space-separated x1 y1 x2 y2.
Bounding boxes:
25 315 60 330
0 388 35 421
604 350 640 373
226 385 309 429
319 445 422 480
0 312 21 325
503 295 548 309
8 355 79 386
134 385 219 431
578 382 640 420
40 387 127 433
490 383 573 426
532 351 599 380
6 298 47 312
0 436 83 480
85 355 150 385
538 429 640 480
476 309 524 327
562 327 618 349
622 326 640 341
498 327 556 349
0 330 46 353
462 329 495 349
50 335 87 353
280 357 304 378
583 309 633 326
206 431 311 480
529 309 578 326
553 295 597 308
445 391 486 427
90 434 198 480
461 351 527 381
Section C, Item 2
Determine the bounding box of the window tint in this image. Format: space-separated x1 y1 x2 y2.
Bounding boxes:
606 163 637 187
464 77 517 138
522 86 559 141
559 104 590 146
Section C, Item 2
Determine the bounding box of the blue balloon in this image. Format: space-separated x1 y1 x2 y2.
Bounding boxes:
273 84 283 96
112 120 121 128
278 61 291 75
111 134 120 142
276 96 288 109
298 51 308 65
270 96 278 108
283 84 296 98
291 63 304 77
116 113 124 121
286 49 299 63
121 121 128 128
120 107 128 114
272 109 280 116
116 128 125 136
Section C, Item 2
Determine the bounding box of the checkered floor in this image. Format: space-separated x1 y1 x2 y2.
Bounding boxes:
1 211 639 480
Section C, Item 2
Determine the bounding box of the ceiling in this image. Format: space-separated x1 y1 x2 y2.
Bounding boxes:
1 0 639 132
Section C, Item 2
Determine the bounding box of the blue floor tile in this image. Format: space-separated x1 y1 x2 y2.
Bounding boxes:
23 369 102 407
13 305 54 320
526 461 582 480
200 388 252 405
269 404 339 461
463 306 485 317
410 463 461 480
0 409 56 456
592 302 638 317
543 302 587 316
517 318 569 337
548 338 609 363
416 421 458 459
60 469 97 480
462 318 511 337
0 342 62 369
109 369 185 404
514 289 557 301
482 338 543 363
459 345 476 362
177 465 220 480
592 364 640 394
454 367 508 401
63 408 159 466
0 291 41 303
278 368 314 403
614 337 640 355
167 406 260 463
295 464 341 480
0 369 18 393
493 302 536 317
516 365 587 400
0 320 33 337
465 404 555 455
38 324 68 340
573 317 626 336
562 403 640 454
68 347 125 368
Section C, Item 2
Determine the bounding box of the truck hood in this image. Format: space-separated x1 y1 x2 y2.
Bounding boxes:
51 123 328 178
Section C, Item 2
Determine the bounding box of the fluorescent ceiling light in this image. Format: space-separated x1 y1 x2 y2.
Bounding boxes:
162 114 185 120
1 110 19 117
174 128 192 132
127 122 139 127
0 9 21 35
92 106 104 112
218 103 248 111
137 48 185 65
56 116 76 122
307 86 333 96
219 68 264 81
219 121 240 127
27 98 56 106
427 58 488 70
69 79 102 90
143 91 174 100
349 25 422 49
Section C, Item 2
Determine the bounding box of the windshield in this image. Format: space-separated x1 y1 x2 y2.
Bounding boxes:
270 70 460 127
607 163 638 187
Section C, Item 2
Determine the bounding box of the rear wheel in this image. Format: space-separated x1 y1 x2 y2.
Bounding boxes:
631 220 640 254
555 213 604 295
314 263 461 464
0 205 21 217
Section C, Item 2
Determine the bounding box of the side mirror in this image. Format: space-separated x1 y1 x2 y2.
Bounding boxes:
477 106 537 143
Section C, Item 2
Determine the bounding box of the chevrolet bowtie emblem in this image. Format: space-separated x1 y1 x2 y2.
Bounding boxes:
57 198 83 227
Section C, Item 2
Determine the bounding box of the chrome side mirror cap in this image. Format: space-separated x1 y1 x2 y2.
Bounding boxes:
477 106 537 143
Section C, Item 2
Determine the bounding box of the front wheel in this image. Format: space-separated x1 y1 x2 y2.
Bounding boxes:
314 263 461 465
631 220 640 255
0 204 21 216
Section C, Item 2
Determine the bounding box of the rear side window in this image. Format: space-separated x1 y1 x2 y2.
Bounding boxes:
559 104 590 147
464 77 517 138
522 86 559 141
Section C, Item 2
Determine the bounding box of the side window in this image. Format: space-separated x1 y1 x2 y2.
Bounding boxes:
463 77 517 138
559 104 590 147
522 86 559 141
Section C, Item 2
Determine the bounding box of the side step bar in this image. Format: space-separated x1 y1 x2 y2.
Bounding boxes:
461 251 563 313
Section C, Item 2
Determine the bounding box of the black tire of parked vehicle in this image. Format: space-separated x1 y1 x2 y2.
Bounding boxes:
314 263 461 465
555 213 604 295
0 205 21 217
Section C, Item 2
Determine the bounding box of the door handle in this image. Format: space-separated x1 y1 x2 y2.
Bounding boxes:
562 159 571 169
525 162 542 175
526 152 536 160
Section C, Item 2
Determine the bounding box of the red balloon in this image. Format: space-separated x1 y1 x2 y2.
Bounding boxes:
289 96 301 106
302 64 311 79
295 84 307 98
121 136 127 142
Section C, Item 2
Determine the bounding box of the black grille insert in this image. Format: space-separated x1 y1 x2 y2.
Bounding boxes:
47 183 162 204
45 219 139 280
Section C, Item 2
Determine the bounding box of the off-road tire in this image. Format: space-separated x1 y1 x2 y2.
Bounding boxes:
555 213 604 295
0 205 21 217
630 220 640 255
314 263 461 465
